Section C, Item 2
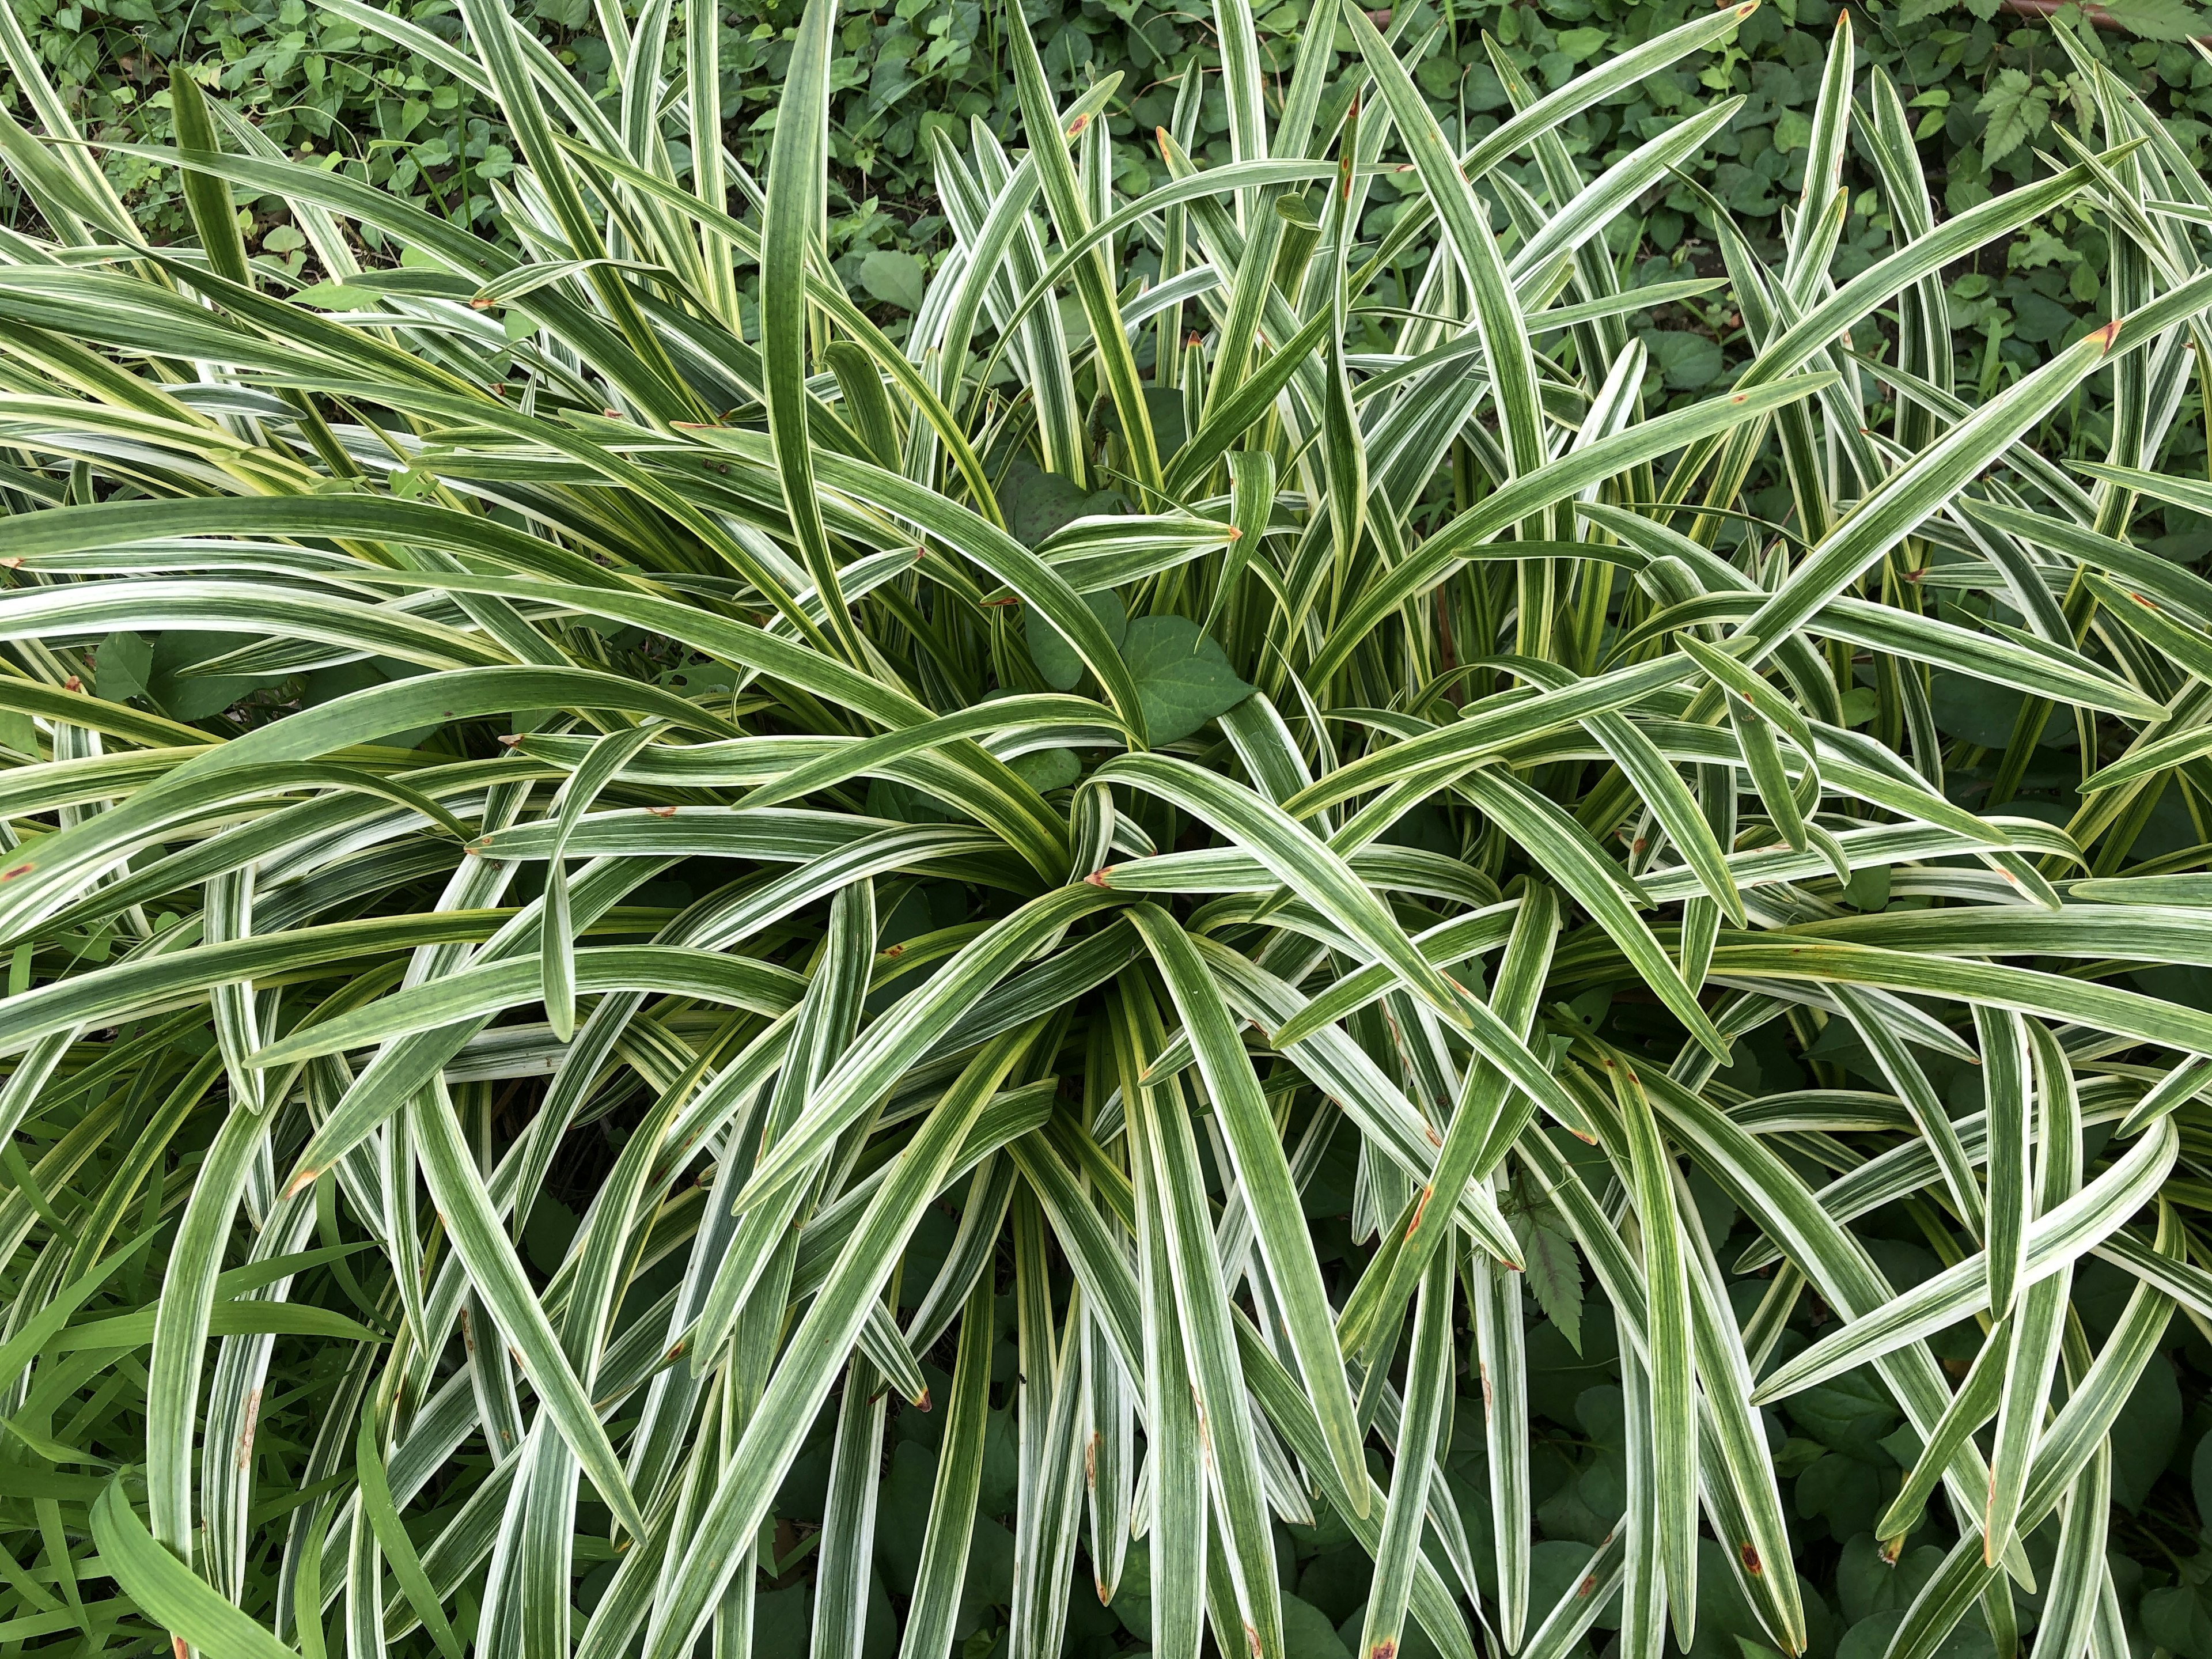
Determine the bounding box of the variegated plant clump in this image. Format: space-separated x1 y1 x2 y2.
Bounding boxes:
2 1 2212 1657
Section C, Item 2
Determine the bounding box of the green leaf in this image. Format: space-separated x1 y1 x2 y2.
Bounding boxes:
1642 329 1726 391
2099 0 2211 37
997 452 1122 550
94 631 152 703
1976 69 2051 166
357 1393 466 1659
90 1480 298 1659
1514 1213 1585 1354
1118 615 1251 744
856 247 926 311
1027 590 1126 691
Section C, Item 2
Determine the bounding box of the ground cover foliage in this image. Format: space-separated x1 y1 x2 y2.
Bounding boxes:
12 0 2212 396
12 1 2212 1658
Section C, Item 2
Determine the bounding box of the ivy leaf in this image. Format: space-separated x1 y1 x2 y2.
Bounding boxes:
857 248 926 312
95 632 152 703
1512 1213 1585 1354
1009 747 1081 793
1027 590 1126 691
1118 615 1252 745
995 452 1119 549
2142 1578 2212 1659
1978 69 2052 165
1641 329 1725 391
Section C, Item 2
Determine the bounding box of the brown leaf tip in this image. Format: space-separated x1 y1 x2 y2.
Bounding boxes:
1085 866 1114 888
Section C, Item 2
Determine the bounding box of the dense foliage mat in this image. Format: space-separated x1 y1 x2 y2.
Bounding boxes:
11 0 2212 415
8 3 2212 1658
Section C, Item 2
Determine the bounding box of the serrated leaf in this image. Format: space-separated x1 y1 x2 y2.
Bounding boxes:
1976 69 2051 166
1514 1213 1585 1354
2100 0 2211 37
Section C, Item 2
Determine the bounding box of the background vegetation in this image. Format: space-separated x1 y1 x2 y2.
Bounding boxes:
13 0 2212 396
